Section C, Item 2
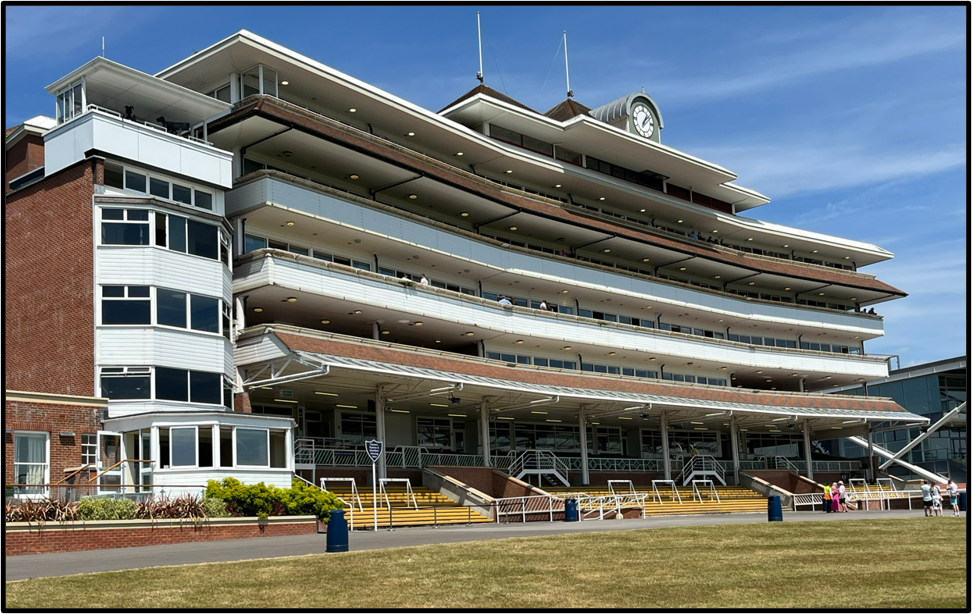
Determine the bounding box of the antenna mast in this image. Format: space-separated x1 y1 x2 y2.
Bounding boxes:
102 36 105 58
476 12 484 84
564 31 573 98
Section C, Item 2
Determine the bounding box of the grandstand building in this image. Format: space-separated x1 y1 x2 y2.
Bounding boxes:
6 30 932 499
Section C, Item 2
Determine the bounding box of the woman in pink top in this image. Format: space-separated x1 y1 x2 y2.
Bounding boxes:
831 483 840 512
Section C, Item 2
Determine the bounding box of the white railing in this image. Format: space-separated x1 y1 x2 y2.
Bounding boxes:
577 493 649 520
774 456 801 473
493 495 564 523
652 479 683 504
379 478 418 509
83 104 214 146
692 479 721 504
508 450 570 481
679 456 725 485
792 493 825 511
320 477 363 512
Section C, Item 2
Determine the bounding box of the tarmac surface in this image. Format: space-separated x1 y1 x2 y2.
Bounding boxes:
4 508 958 582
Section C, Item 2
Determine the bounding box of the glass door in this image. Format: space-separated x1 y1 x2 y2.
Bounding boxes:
96 431 123 494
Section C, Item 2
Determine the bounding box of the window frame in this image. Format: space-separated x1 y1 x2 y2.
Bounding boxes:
13 431 50 498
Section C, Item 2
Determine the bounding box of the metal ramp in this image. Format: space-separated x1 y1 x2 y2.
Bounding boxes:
508 450 570 486
678 455 726 486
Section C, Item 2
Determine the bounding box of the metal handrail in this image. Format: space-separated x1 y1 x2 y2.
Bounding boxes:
86 459 154 484
53 463 96 485
84 104 214 146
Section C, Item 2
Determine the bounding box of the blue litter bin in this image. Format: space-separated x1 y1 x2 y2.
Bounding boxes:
564 498 579 522
326 509 348 552
959 491 967 512
767 495 783 522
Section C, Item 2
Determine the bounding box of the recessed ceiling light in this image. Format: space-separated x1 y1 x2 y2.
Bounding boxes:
281 151 293 157
643 258 650 262
349 174 359 180
407 132 415 137
677 219 683 223
784 287 791 291
509 226 518 231
561 290 568 294
812 250 818 253
599 197 605 201
286 221 295 226
349 108 357 113
465 332 475 337
562 346 572 351
414 322 423 326
818 292 825 296
747 238 753 241
460 211 470 217
456 152 463 156
285 297 297 303
640 208 646 213
782 244 789 248
712 230 718 233
320 319 330 324
679 267 687 271
408 194 418 199
713 275 721 279
608 352 616 356
748 281 755 285
435 339 441 344
353 310 362 314
554 184 562 188
280 80 289 86
756 371 762 374
603 249 611 253
381 330 390 335
505 170 513 174
253 307 263 313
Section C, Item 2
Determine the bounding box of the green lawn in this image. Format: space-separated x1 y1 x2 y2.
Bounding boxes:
5 518 967 609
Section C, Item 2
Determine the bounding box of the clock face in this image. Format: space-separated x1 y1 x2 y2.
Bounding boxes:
632 105 654 138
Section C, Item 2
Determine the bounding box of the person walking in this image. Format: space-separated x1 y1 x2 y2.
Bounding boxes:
837 481 847 512
932 482 944 517
823 483 832 513
920 479 932 516
946 479 960 516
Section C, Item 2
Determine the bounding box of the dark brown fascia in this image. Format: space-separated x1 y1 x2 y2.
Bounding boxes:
207 97 906 298
271 330 910 415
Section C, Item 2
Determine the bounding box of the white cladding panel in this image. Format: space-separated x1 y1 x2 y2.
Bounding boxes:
252 258 888 378
45 111 233 187
97 327 232 374
234 333 290 366
232 178 883 336
152 469 293 495
97 246 231 299
105 399 226 418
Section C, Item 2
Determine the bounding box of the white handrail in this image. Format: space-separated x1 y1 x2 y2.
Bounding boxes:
321 477 363 512
652 479 682 504
379 478 418 510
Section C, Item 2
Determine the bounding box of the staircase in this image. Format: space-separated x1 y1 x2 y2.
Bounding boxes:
508 450 570 486
323 484 493 529
679 456 726 486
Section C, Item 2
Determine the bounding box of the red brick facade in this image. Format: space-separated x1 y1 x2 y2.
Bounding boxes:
5 159 101 396
5 133 45 193
5 517 318 556
5 394 106 488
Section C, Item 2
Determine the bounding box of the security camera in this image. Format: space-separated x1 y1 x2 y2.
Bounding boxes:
787 423 796 429
449 395 461 405
640 413 650 420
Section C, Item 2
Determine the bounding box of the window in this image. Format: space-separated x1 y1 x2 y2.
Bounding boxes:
101 285 151 325
170 427 197 467
14 432 49 495
417 418 452 449
190 371 222 405
100 367 151 400
81 434 97 465
245 235 267 252
190 294 220 333
340 412 377 445
56 80 84 124
555 146 582 166
236 428 270 466
157 289 187 328
156 367 189 402
209 84 231 103
102 209 150 245
488 125 554 158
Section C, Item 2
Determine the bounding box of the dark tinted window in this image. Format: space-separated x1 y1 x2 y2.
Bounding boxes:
190 295 219 333
150 177 169 199
187 220 218 259
157 289 187 328
101 374 151 399
194 190 213 210
168 215 187 252
125 171 146 192
102 300 150 324
156 367 189 402
172 184 192 205
102 223 149 245
191 371 222 404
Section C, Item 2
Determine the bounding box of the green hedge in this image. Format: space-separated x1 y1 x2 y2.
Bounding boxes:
204 478 343 520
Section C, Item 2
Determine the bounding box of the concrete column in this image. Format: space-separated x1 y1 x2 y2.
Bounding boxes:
234 296 245 340
212 425 221 470
372 322 381 340
480 399 491 467
660 412 671 481
729 416 740 485
374 389 387 480
866 422 874 482
803 421 814 481
579 406 589 486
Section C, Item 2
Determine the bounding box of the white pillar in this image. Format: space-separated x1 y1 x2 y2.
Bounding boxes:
480 399 491 467
234 296 245 340
579 406 589 486
729 416 740 485
803 421 814 481
212 425 220 470
660 412 671 481
374 390 387 480
866 422 874 482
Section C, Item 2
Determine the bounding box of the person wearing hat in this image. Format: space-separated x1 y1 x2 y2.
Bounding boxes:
831 482 840 513
837 481 847 512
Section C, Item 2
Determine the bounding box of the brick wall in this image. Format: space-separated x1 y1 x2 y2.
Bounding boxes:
5 395 105 487
5 159 101 395
5 517 318 556
5 133 45 193
234 391 253 413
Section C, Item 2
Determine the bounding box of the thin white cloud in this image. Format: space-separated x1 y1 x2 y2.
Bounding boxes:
651 11 965 104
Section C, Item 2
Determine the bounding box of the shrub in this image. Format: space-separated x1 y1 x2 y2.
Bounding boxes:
282 478 343 521
201 497 230 518
75 497 137 520
134 495 209 520
205 478 343 520
5 497 76 523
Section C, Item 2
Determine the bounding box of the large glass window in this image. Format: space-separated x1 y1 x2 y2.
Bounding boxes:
14 432 49 495
187 219 218 260
236 428 270 466
56 80 84 124
101 209 150 245
170 427 197 467
190 295 220 333
101 285 151 325
156 367 189 402
417 417 452 449
340 413 377 446
100 368 151 400
190 371 222 405
157 289 187 328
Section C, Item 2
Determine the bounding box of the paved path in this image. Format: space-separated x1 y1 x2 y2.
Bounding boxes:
4 509 954 582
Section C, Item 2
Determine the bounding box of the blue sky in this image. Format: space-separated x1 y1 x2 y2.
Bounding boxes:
5 4 967 369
